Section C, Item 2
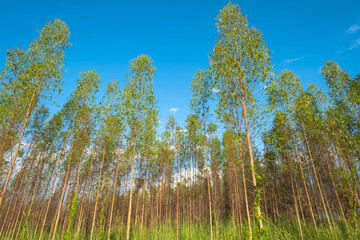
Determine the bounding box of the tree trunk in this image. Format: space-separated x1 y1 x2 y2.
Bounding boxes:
240 96 263 232
107 135 123 240
126 118 139 240
0 87 38 208
90 150 106 240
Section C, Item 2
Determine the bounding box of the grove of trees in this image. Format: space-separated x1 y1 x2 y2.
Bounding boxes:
0 3 359 240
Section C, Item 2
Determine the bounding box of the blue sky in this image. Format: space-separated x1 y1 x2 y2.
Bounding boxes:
1 0 359 130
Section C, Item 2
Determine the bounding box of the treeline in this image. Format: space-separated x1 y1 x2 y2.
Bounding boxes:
0 3 359 240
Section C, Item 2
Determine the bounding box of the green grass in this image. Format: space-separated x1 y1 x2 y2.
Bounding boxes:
2 218 359 239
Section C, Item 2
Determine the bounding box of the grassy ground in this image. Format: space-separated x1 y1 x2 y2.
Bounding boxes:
3 218 359 239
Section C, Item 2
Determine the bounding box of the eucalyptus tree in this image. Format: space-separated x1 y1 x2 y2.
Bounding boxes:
123 55 157 240
266 70 317 229
160 119 175 224
106 80 126 240
322 61 360 160
74 121 103 238
137 107 158 228
174 126 186 231
89 80 125 240
322 61 360 121
15 106 53 239
37 111 68 240
0 19 70 208
2 105 50 239
164 116 181 238
51 70 100 240
267 112 304 239
294 86 334 233
184 114 203 224
210 3 272 234
208 123 222 225
303 84 352 224
152 133 172 226
322 62 360 215
222 129 247 228
190 69 214 240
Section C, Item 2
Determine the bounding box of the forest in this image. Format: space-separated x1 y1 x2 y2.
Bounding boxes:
0 3 359 240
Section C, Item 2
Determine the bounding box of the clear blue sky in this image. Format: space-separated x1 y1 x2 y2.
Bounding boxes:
1 0 359 130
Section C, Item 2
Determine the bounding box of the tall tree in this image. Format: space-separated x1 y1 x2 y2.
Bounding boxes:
123 54 158 240
51 70 100 240
106 79 126 240
266 70 317 230
0 19 71 208
190 69 214 240
210 3 272 236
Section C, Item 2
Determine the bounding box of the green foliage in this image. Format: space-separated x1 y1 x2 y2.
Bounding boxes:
2 6 360 240
18 203 33 240
64 191 78 240
123 54 157 136
97 193 107 239
210 3 272 126
24 219 360 239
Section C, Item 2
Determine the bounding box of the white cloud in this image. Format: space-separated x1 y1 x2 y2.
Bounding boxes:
346 24 360 34
284 56 305 64
212 87 220 93
349 38 360 50
169 107 179 114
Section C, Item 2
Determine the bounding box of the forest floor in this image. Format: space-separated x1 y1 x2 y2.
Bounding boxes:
5 218 359 240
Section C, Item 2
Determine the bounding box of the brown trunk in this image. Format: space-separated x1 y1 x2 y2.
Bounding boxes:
285 149 303 240
107 134 123 239
239 142 252 239
288 126 318 230
126 119 139 240
38 135 68 240
298 117 334 235
51 137 77 240
240 96 263 232
0 87 38 208
176 134 180 240
235 105 252 239
202 113 213 240
75 146 97 237
90 150 106 239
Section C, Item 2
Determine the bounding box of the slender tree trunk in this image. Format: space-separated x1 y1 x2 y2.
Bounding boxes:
233 158 242 228
126 113 139 240
238 140 252 239
32 164 56 235
176 136 180 240
234 113 252 239
107 135 123 240
298 118 334 235
288 125 318 230
140 152 149 229
202 118 213 240
75 147 97 238
0 87 38 208
240 96 263 232
322 145 346 221
90 150 106 239
51 139 76 240
285 149 303 240
0 154 33 236
39 136 68 240
6 150 45 240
